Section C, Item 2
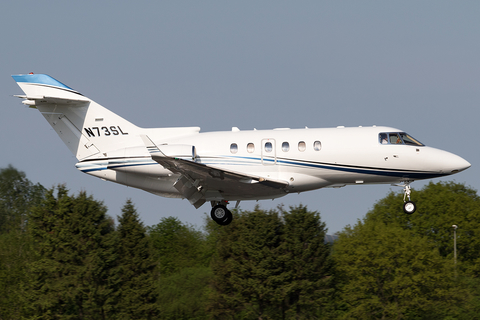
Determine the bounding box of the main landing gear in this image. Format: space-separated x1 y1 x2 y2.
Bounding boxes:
402 183 416 214
210 201 233 226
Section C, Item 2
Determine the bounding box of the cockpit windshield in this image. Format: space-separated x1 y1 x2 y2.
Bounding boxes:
378 132 424 146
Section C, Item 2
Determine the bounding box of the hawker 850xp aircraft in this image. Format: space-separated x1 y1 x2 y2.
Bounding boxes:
12 74 471 225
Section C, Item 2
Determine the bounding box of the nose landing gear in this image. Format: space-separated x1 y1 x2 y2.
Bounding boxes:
402 183 416 214
393 182 417 214
210 201 233 225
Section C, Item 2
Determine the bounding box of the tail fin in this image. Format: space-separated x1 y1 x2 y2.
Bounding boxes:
12 74 140 160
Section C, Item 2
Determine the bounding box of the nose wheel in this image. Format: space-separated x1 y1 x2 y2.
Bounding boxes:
402 183 416 214
403 200 416 214
210 202 233 225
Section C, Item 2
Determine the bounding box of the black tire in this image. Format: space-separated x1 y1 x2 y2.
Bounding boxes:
403 201 416 214
219 212 233 226
211 205 233 225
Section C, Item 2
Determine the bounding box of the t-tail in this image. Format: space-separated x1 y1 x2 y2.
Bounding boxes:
12 74 200 161
12 73 141 160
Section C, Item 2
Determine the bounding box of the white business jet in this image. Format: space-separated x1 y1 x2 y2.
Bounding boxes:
12 74 470 225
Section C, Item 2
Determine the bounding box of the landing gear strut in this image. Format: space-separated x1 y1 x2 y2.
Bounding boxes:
210 201 233 225
402 183 416 214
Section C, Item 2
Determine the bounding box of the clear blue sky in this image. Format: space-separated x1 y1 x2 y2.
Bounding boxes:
1 1 478 233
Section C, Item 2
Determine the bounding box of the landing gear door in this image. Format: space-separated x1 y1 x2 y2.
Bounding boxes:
261 139 276 165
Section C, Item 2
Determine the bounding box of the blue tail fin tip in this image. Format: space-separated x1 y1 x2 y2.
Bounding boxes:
12 74 74 91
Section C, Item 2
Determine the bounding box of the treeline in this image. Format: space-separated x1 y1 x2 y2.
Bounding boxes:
1 165 480 319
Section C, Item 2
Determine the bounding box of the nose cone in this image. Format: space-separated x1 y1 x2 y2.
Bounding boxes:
448 154 471 174
418 147 470 178
434 149 471 175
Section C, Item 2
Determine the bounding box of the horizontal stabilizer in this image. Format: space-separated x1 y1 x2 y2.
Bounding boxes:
14 94 89 106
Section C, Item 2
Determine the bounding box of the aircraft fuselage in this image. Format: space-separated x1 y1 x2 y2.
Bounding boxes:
77 125 469 201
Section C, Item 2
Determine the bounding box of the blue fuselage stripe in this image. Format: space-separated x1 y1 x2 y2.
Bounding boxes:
78 155 443 180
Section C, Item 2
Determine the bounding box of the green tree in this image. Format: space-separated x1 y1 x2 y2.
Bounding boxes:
279 205 334 319
0 165 45 233
209 207 283 319
367 182 480 274
0 166 45 319
156 266 212 320
115 199 159 319
208 205 333 319
148 216 207 275
149 216 211 319
0 226 35 319
24 186 117 319
333 181 480 319
334 220 467 319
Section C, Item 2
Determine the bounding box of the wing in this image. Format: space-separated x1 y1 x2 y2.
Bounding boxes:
141 135 289 208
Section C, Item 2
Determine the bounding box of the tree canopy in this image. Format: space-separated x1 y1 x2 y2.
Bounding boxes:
1 166 480 319
25 185 117 319
209 205 334 319
333 181 480 319
365 181 480 274
0 166 45 318
115 199 159 319
0 165 45 233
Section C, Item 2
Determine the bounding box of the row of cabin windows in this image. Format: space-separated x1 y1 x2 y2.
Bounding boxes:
230 141 322 154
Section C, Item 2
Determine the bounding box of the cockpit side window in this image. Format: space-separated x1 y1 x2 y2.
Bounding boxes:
379 132 424 146
379 133 388 144
389 133 402 144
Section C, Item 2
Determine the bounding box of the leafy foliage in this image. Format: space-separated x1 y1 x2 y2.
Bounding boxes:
279 205 335 319
334 220 467 319
0 166 45 319
157 266 212 320
24 185 117 319
0 225 35 319
115 199 159 319
209 205 334 319
2 166 480 319
334 181 480 319
148 216 207 275
149 216 211 319
0 165 45 233
367 182 480 274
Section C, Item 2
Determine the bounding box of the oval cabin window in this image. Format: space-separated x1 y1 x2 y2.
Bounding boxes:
265 142 273 153
298 141 306 152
